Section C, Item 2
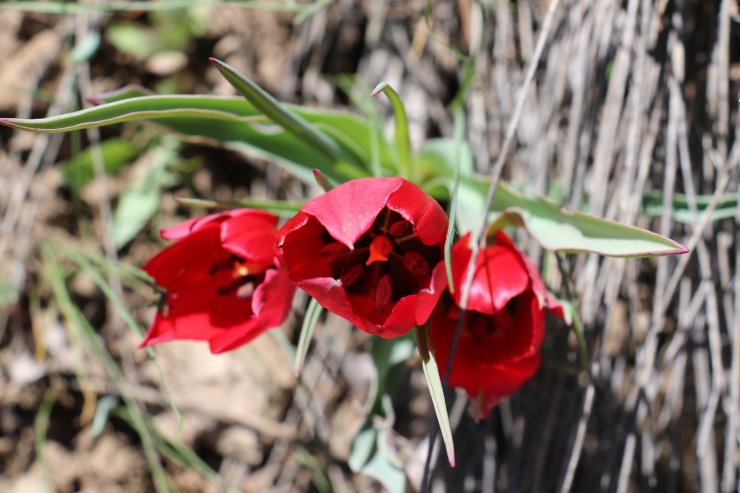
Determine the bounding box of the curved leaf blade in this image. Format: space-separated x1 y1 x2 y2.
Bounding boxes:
0 93 382 185
371 82 411 178
209 57 347 163
462 178 688 257
294 298 323 377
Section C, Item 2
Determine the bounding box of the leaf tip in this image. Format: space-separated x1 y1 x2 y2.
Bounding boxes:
673 243 690 255
446 446 456 468
370 82 387 98
208 57 227 72
312 169 333 192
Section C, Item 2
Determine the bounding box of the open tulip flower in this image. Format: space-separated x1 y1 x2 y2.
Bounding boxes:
430 230 563 421
141 209 295 354
275 177 449 338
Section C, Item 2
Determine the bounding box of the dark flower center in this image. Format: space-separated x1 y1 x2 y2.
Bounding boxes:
320 208 442 324
209 255 268 299
448 297 520 344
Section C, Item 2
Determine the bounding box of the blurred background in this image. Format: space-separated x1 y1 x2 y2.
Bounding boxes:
0 1 738 492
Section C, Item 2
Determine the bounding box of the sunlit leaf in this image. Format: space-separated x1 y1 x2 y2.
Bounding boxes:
210 57 349 164
444 110 465 293
60 139 140 195
415 325 455 467
1 92 385 185
371 82 411 178
349 427 408 493
481 180 688 257
113 139 181 249
107 24 158 60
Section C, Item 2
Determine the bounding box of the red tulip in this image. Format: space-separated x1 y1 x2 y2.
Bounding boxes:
275 177 448 338
430 231 562 421
141 209 295 354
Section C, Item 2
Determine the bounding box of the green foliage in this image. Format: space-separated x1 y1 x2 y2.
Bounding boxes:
371 82 411 178
641 190 740 223
2 78 687 257
349 426 408 493
415 325 455 467
60 138 141 195
112 138 181 249
294 297 323 376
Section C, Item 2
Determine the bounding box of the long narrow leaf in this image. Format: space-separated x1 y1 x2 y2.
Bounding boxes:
294 298 324 376
174 196 303 217
415 325 455 467
210 58 347 163
1 92 381 184
641 190 740 223
371 82 411 178
444 110 464 293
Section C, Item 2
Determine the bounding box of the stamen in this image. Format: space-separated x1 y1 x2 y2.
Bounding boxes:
375 274 392 313
402 251 430 278
366 235 393 265
389 219 410 238
340 264 364 286
232 260 268 278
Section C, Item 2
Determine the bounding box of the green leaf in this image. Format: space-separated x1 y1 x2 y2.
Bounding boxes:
107 24 159 60
70 31 101 63
415 325 455 467
432 173 687 257
174 196 303 217
349 427 408 493
483 180 688 257
444 110 465 293
371 82 411 178
209 58 348 163
294 298 323 377
312 168 335 192
1 92 383 185
348 427 377 472
417 138 685 257
113 139 181 249
414 138 475 184
60 139 140 195
90 395 119 438
641 191 740 224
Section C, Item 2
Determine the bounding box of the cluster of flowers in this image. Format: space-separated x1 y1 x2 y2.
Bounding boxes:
142 177 561 419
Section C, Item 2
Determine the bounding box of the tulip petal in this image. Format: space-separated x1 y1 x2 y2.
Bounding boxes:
221 209 278 265
463 355 542 422
207 318 266 354
143 226 224 289
160 212 226 240
301 177 404 247
452 232 530 315
252 268 295 327
387 179 448 246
